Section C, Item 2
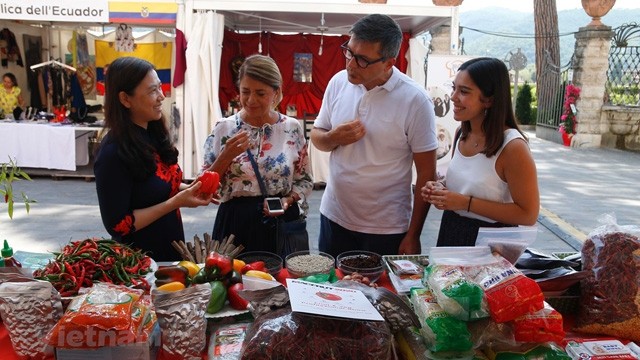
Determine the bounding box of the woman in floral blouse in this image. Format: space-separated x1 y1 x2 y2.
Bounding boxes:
202 54 313 253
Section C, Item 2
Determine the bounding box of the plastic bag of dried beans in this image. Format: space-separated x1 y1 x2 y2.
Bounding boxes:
574 213 640 341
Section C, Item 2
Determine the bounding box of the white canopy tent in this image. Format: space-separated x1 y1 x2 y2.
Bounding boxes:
176 0 460 178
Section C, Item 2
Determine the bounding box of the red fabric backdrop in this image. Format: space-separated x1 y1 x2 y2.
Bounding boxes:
219 30 411 118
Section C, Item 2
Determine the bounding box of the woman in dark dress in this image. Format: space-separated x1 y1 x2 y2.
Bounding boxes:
94 57 212 261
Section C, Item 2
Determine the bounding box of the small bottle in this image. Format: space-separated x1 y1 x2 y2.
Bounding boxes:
1 240 21 268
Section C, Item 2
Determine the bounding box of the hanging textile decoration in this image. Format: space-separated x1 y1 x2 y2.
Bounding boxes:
22 34 45 110
69 31 96 97
115 24 135 52
95 39 173 96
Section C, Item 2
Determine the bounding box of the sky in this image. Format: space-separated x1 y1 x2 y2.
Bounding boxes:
457 0 639 13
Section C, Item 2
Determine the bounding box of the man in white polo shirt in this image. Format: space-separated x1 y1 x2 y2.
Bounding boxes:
310 14 438 256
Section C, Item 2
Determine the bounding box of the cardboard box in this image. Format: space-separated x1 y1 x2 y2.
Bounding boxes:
54 324 160 360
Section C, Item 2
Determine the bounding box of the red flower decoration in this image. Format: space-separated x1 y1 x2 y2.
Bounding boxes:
113 215 134 235
559 84 581 135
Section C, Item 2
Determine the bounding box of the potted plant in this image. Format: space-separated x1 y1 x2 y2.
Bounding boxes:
558 84 581 146
1 158 35 219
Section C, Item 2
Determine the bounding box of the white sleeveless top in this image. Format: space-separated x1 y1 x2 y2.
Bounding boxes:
445 129 524 223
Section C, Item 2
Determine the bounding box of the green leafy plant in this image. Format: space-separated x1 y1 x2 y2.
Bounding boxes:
1 157 36 219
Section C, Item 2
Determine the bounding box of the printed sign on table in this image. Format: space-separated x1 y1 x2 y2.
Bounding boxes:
286 279 384 321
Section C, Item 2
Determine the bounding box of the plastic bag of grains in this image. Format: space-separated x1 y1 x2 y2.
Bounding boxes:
574 213 640 341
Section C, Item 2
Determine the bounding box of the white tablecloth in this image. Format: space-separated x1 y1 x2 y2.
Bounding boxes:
0 122 95 171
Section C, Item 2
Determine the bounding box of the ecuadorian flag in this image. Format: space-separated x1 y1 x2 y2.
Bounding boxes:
109 2 177 25
95 40 173 96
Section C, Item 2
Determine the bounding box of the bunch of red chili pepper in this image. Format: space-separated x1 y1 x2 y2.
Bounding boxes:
33 238 153 296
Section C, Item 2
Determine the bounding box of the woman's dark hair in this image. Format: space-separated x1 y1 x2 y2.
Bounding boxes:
350 14 402 60
2 73 18 87
103 57 177 180
457 57 527 157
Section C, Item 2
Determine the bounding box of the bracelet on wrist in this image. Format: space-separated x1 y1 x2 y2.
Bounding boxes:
467 196 473 212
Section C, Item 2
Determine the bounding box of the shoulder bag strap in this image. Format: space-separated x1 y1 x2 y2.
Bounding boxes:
246 149 267 196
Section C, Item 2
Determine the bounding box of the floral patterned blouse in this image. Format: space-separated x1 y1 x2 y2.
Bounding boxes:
202 113 313 212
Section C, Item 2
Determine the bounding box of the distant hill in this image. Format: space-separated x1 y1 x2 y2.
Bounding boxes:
460 6 640 73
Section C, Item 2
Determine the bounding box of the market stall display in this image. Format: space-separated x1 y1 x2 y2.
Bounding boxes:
3 219 640 359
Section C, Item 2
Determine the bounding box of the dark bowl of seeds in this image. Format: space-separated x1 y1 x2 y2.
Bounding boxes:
336 250 384 283
237 251 283 276
285 250 335 278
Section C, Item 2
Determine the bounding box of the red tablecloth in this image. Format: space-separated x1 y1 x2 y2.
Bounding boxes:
0 322 26 360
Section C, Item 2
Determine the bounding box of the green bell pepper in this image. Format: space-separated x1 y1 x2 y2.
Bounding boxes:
206 280 227 314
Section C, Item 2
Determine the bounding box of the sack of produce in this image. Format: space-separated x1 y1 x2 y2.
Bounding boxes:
152 282 211 359
237 279 406 359
239 307 392 360
426 247 489 321
0 279 63 359
471 254 544 323
410 287 473 353
512 302 565 343
574 213 640 341
45 283 146 348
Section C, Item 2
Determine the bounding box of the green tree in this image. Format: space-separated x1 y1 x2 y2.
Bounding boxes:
516 82 534 125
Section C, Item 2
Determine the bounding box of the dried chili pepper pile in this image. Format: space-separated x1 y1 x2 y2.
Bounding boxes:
33 238 153 296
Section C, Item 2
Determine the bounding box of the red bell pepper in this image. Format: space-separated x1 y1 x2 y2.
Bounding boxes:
196 171 220 196
241 261 266 274
227 283 249 310
205 251 233 276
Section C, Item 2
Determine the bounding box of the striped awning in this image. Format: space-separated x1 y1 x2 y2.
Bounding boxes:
109 2 177 25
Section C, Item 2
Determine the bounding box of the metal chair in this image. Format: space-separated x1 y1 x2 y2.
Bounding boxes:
302 111 318 140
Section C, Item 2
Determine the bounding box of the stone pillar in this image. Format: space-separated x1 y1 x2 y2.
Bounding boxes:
430 25 452 55
571 25 613 148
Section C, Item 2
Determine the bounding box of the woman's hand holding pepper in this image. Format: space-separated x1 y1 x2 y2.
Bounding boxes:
173 182 213 208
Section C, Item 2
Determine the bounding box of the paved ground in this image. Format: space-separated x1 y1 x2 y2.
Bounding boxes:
2 131 639 258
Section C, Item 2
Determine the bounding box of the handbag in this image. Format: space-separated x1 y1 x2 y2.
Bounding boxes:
277 216 309 258
247 149 309 258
